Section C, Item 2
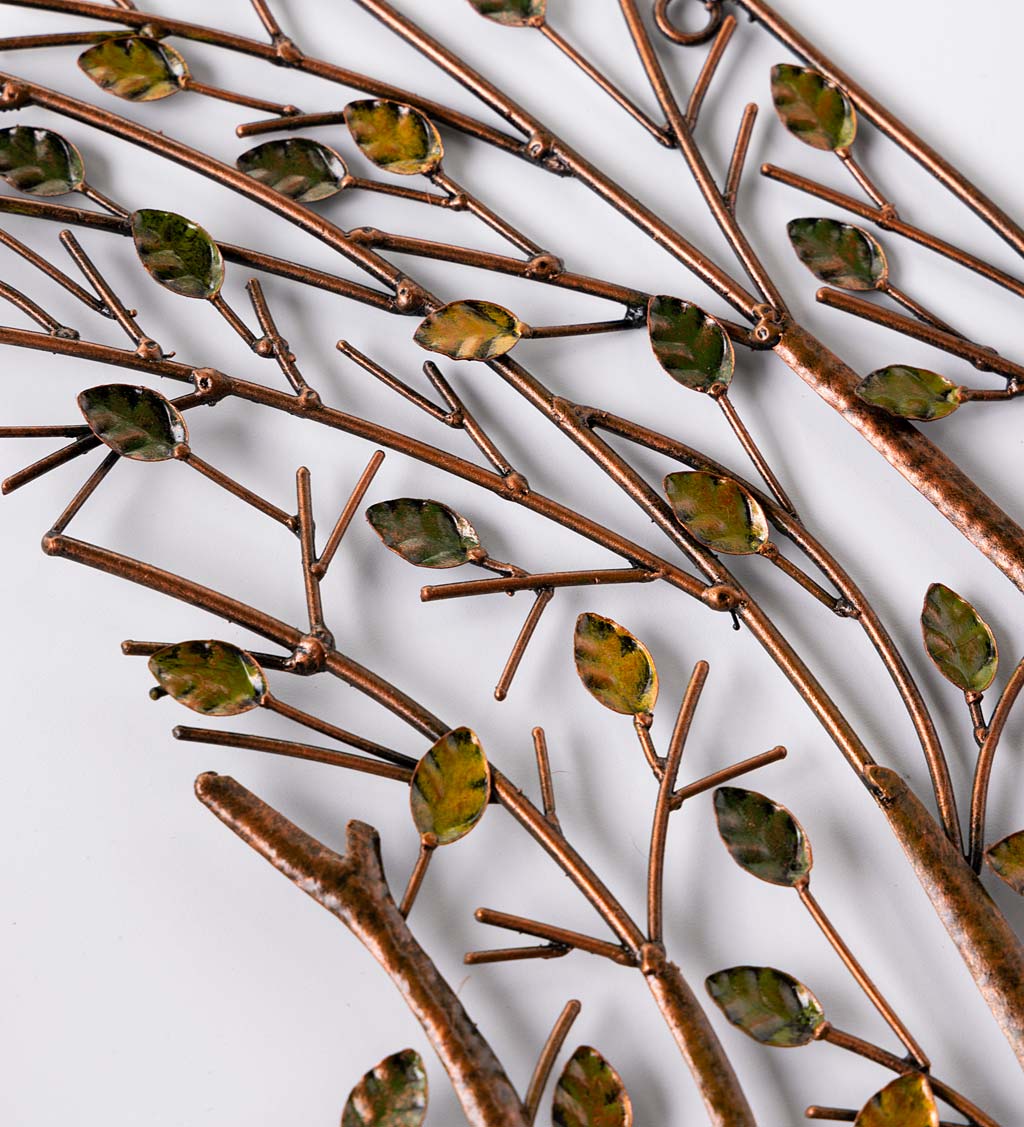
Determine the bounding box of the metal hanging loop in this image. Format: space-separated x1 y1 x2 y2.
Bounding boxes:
654 0 725 46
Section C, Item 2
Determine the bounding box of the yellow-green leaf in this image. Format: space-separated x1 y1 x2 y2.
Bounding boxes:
787 218 887 291
647 296 734 392
0 125 84 196
410 727 491 845
857 366 962 422
467 0 546 27
341 1049 428 1127
664 471 769 555
414 300 523 361
366 498 483 568
985 830 1024 895
78 383 186 461
344 99 443 176
78 36 188 102
553 1046 632 1127
236 137 347 203
855 1074 938 1127
148 641 267 716
573 612 658 716
714 787 812 887
131 208 225 299
706 966 825 1047
921 582 998 693
771 64 856 151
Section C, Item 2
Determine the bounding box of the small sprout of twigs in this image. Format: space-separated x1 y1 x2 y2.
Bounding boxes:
414 300 524 361
468 0 547 27
705 965 826 1047
148 640 268 716
854 1074 938 1127
573 612 658 716
340 1048 428 1127
344 99 444 176
921 582 998 693
647 295 735 392
985 830 1024 895
787 218 888 291
236 137 347 202
713 787 813 887
78 36 189 103
553 1046 633 1127
366 498 484 568
410 727 491 845
664 470 769 555
771 64 857 152
78 384 186 461
0 125 84 196
131 209 225 299
856 366 962 422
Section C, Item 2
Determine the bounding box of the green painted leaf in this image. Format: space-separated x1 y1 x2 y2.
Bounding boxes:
986 830 1024 895
131 209 225 299
553 1046 632 1127
647 296 734 392
855 1074 938 1127
467 0 547 26
414 300 523 361
410 727 491 845
366 498 482 568
856 365 962 422
78 36 188 102
78 384 186 461
921 582 998 693
771 64 857 151
664 471 769 555
148 641 267 716
341 1049 428 1127
787 218 887 291
574 612 658 717
706 966 825 1047
344 99 444 176
236 137 347 203
0 125 84 196
714 787 812 887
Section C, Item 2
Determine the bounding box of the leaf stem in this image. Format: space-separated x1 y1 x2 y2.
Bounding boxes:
313 449 386 580
494 588 554 702
399 837 437 918
524 999 582 1126
970 658 1024 871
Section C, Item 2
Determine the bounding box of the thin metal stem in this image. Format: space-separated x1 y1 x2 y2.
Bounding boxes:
180 75 299 118
473 908 637 967
760 542 851 616
122 639 295 671
313 449 386 580
0 28 112 48
966 692 988 748
3 431 99 494
246 278 310 395
669 747 788 810
399 838 436 918
532 727 560 831
724 103 758 213
209 292 259 349
464 945 569 966
296 467 327 639
49 447 118 534
78 182 129 217
716 391 797 514
249 0 284 39
421 567 661 603
0 226 108 314
970 658 1024 871
634 712 663 779
524 1000 582 1126
494 588 553 702
337 340 449 422
525 317 639 339
881 281 962 338
835 148 892 213
431 169 543 257
0 424 89 438
237 109 346 138
180 448 296 530
345 175 452 208
686 14 736 130
0 278 73 336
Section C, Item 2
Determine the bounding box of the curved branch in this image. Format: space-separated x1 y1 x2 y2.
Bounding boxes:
970 658 1024 871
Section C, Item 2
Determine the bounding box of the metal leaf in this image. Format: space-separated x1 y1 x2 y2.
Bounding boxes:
0 125 84 196
78 36 188 102
855 1074 939 1127
410 727 491 845
344 99 444 176
130 208 225 299
467 0 547 27
647 296 734 392
78 383 187 462
366 498 483 568
705 966 825 1047
552 1046 633 1127
921 582 998 693
341 1049 428 1127
714 787 812 887
148 641 267 716
787 218 887 291
856 365 962 422
573 612 659 717
771 63 857 151
414 300 523 361
664 471 769 555
236 137 347 203
986 830 1024 895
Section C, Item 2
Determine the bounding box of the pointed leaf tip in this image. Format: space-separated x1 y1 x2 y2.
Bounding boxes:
664 470 769 555
857 366 962 422
411 727 491 845
344 99 443 176
131 208 224 299
921 582 998 692
573 612 658 717
341 1049 428 1127
366 498 483 568
148 641 267 716
0 125 84 196
414 300 523 361
706 965 825 1047
78 383 186 461
236 137 347 203
855 1074 938 1127
79 35 188 102
714 787 812 887
771 63 857 151
647 296 734 392
787 218 887 291
553 1045 632 1127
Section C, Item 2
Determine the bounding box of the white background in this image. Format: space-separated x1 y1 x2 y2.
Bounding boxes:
2 1 1024 1123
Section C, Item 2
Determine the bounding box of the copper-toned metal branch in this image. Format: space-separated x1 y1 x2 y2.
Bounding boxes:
296 467 328 640
724 103 758 214
524 999 583 1126
0 28 113 49
0 424 89 438
669 746 788 810
473 908 637 967
400 837 437 918
524 317 639 339
3 431 99 494
634 712 663 779
248 0 285 40
178 74 298 118
78 182 128 217
208 292 259 349
0 226 108 314
532 727 560 831
337 339 450 422
835 148 892 213
245 278 310 395
421 567 662 603
49 447 118 534
759 541 852 616
880 281 962 339
648 660 709 942
312 450 386 581
237 109 345 138
346 175 452 208
178 448 296 530
122 639 294 671
464 944 569 966
685 14 737 130
431 169 543 258
494 588 553 702
970 658 1024 871
966 692 988 748
0 278 74 336
715 390 797 514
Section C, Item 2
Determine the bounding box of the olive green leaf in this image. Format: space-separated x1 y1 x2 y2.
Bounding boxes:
714 787 812 887
856 365 962 422
410 727 491 845
467 0 547 27
341 1049 428 1127
148 641 267 716
130 209 225 299
78 36 188 102
0 125 84 196
706 966 825 1047
647 296 734 392
986 830 1024 895
921 582 998 693
855 1074 939 1127
552 1046 633 1127
414 300 523 361
236 137 347 203
787 218 887 291
573 612 659 717
78 384 186 461
344 99 444 176
664 471 769 555
771 64 857 151
366 498 483 568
